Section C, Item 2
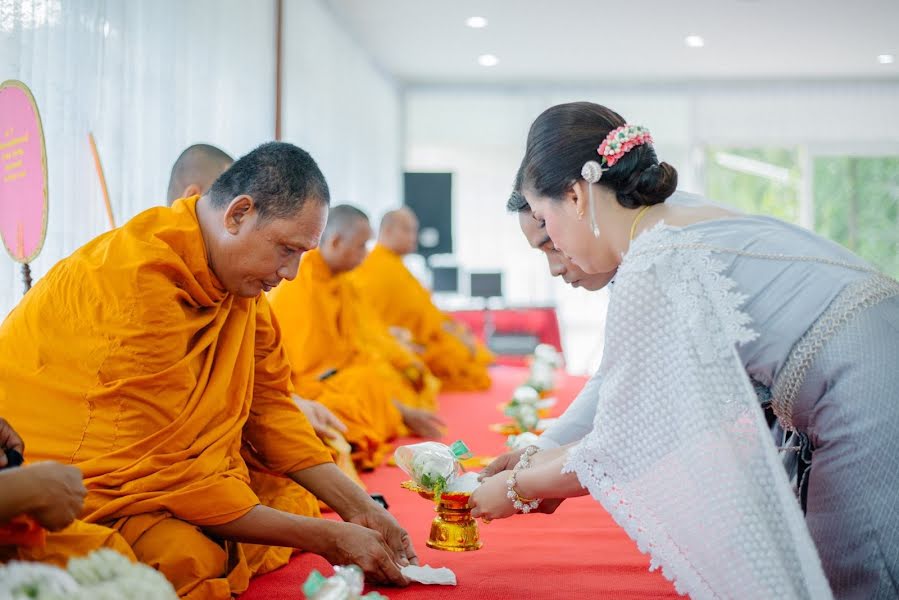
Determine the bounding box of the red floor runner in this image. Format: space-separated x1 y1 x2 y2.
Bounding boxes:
240 367 680 599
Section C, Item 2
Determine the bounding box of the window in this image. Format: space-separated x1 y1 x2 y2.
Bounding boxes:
705 147 899 278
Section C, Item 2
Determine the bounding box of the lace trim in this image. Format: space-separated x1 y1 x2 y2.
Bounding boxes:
771 274 899 430
568 224 768 597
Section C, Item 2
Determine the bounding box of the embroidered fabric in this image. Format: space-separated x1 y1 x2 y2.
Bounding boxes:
564 223 832 599
771 274 899 430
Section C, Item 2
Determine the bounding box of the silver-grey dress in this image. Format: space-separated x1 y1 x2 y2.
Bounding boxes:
683 210 899 599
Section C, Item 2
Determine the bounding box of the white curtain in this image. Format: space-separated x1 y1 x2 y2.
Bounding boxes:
0 0 276 316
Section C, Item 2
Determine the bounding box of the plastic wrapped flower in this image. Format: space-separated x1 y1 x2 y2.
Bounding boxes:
506 432 541 451
303 564 389 599
513 404 540 432
510 385 540 407
532 344 562 368
528 360 556 393
394 440 470 501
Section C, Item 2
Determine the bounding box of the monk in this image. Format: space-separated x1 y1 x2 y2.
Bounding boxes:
352 207 493 391
166 144 351 448
166 143 234 206
268 206 445 470
0 142 415 598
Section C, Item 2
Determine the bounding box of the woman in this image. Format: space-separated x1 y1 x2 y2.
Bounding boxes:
469 102 899 599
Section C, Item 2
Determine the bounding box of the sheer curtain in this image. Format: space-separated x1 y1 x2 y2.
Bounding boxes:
0 0 276 316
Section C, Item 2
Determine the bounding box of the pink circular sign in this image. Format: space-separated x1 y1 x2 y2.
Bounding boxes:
0 80 48 264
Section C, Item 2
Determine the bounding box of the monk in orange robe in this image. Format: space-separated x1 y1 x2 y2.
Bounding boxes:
351 207 493 391
166 144 360 487
0 143 415 598
268 206 444 470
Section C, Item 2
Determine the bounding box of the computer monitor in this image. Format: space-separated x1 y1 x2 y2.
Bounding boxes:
470 272 503 299
431 266 459 293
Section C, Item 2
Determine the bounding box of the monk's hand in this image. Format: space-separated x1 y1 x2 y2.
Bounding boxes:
320 521 409 586
24 462 86 530
348 505 418 571
294 397 347 440
399 406 446 439
469 471 518 521
0 417 25 467
479 448 527 480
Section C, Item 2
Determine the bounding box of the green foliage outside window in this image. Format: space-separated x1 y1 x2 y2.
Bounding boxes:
705 148 898 277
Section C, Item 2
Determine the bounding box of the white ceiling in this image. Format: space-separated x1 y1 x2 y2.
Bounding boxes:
327 0 899 85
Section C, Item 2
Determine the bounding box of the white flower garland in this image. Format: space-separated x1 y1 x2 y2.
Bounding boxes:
0 549 177 600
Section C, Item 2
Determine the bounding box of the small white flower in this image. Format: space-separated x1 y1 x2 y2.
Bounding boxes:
529 361 556 391
507 432 540 450
511 385 540 405
533 344 562 367
0 560 79 599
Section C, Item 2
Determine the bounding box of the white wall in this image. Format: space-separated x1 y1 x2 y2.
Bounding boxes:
404 82 899 373
0 0 404 318
281 0 402 221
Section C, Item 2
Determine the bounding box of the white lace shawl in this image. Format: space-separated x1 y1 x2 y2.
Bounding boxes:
564 223 832 599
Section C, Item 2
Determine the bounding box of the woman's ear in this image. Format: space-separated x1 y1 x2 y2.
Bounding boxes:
568 180 587 220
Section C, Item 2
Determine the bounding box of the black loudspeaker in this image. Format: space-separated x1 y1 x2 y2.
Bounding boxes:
403 172 453 258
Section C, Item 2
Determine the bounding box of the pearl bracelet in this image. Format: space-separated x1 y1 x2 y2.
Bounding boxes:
506 446 542 513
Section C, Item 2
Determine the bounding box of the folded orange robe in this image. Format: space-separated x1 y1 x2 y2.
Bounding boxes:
351 244 493 391
268 249 438 469
0 196 332 598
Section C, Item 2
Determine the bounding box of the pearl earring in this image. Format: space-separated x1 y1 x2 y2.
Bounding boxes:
581 161 604 239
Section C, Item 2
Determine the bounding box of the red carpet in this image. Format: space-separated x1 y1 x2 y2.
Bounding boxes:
240 367 680 599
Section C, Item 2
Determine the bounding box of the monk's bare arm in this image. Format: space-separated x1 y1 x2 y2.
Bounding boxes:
287 463 380 521
203 504 409 586
289 463 419 567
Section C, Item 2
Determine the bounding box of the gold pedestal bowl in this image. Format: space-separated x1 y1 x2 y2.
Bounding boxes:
400 481 481 552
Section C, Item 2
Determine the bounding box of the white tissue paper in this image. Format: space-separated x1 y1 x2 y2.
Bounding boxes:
444 471 480 493
401 565 457 586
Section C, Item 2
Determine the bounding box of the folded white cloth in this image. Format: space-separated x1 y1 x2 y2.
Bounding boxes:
401 565 457 585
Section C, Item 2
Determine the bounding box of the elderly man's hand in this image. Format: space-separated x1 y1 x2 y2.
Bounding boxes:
348 505 419 570
316 520 410 586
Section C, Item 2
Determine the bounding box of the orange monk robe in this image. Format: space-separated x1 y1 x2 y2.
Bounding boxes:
351 244 493 391
0 197 331 599
268 249 438 468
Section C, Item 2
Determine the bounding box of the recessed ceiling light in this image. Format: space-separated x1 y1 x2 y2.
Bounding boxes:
877 54 895 64
466 16 488 29
685 35 705 48
477 54 499 67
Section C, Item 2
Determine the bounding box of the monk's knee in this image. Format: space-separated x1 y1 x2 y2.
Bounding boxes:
128 518 227 596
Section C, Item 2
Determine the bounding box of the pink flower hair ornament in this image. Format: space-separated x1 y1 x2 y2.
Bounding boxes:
597 124 653 167
580 124 653 185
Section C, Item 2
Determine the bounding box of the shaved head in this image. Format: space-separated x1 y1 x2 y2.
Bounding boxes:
322 204 369 243
167 143 234 205
378 206 419 255
320 204 372 273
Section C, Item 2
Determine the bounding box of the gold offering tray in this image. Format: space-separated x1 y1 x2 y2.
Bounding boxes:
400 481 481 552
